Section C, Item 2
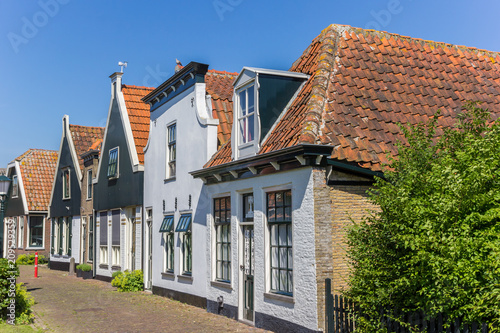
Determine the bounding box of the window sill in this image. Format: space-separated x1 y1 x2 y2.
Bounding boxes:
164 177 176 183
99 264 109 269
111 265 121 271
264 292 294 304
177 274 193 282
86 198 92 201
26 247 44 250
62 197 71 201
210 280 232 290
161 271 175 279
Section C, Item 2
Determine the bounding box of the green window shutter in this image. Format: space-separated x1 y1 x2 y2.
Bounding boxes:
58 218 63 255
67 217 72 256
51 218 55 255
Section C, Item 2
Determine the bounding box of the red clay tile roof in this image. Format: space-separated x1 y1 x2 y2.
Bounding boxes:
69 124 105 172
206 24 500 171
206 69 238 147
122 85 155 165
15 149 58 212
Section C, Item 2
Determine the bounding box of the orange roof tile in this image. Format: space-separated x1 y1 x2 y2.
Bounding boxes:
208 24 500 172
69 124 105 172
206 69 238 147
121 85 155 165
15 149 58 212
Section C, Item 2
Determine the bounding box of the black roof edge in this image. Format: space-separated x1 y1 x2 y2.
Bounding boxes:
327 158 384 179
142 61 209 104
191 144 333 178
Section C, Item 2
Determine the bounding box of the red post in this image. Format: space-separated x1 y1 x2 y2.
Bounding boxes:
34 252 38 278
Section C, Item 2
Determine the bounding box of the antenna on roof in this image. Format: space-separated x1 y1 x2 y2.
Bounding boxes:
118 61 128 73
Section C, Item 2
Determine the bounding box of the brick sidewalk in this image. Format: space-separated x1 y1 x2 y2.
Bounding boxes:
18 265 268 333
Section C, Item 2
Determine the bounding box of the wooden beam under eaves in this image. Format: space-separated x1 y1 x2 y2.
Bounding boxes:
248 166 257 175
229 170 238 178
270 161 280 171
213 174 222 181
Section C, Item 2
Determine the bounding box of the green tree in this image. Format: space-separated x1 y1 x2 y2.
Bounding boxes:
345 102 500 332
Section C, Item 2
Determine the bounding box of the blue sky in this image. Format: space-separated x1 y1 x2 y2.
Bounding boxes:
1 0 499 167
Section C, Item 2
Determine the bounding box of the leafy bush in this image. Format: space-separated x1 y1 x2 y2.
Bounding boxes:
345 103 500 332
15 254 47 265
76 263 92 272
111 271 122 279
111 270 143 292
0 259 34 324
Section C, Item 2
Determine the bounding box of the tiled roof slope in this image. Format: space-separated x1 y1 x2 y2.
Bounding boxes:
69 124 105 172
206 69 238 147
206 24 500 171
122 85 155 165
15 149 58 211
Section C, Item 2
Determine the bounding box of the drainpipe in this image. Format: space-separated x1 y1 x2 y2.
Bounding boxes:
93 208 96 279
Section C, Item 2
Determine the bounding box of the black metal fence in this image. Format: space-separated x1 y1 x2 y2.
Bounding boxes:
325 279 490 333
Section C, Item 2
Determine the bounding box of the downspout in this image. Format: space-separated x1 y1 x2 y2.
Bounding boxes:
92 208 96 279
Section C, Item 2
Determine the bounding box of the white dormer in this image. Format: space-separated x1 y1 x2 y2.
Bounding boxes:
231 67 309 160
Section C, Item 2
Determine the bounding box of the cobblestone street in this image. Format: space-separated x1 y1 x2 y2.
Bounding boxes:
17 265 268 333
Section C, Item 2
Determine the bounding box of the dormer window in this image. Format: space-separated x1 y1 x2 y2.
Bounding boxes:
238 84 255 145
232 67 309 160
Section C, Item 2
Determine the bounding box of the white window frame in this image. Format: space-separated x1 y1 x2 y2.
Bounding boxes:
163 232 174 273
107 147 119 179
100 246 108 264
12 175 18 198
236 83 256 147
27 215 45 249
265 189 293 296
112 245 120 266
213 196 231 283
166 122 176 179
62 168 71 200
87 169 92 200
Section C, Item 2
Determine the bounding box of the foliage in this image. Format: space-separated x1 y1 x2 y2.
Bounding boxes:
111 270 143 292
16 254 47 265
0 259 35 324
76 263 92 272
345 102 500 332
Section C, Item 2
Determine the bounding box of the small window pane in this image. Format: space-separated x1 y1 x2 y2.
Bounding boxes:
287 224 292 243
288 248 293 269
247 114 254 142
247 87 254 114
239 90 246 116
271 269 278 290
271 226 278 246
285 191 292 206
271 246 278 267
288 271 293 293
268 207 276 222
268 193 275 208
285 207 291 221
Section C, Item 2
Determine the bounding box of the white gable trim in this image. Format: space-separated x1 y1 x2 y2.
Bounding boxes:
8 161 29 215
48 115 83 215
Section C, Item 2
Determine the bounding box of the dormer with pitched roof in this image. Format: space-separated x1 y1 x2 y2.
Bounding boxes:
231 68 308 160
94 71 153 280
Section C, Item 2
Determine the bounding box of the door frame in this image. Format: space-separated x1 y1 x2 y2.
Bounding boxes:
238 192 255 323
145 208 153 290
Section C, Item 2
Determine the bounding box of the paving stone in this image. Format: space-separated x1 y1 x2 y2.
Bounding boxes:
18 265 268 333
